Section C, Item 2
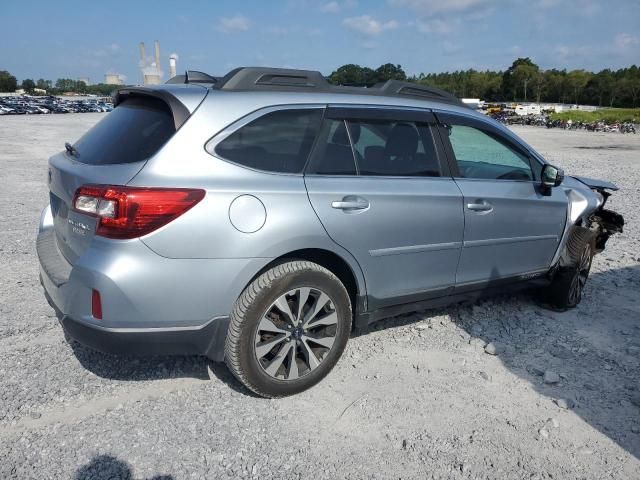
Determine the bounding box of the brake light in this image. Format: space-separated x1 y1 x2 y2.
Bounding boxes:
73 185 205 239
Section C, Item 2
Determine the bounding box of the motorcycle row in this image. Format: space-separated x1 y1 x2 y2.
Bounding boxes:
490 112 637 134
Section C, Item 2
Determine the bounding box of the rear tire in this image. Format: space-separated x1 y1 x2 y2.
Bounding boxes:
224 261 352 398
545 227 594 310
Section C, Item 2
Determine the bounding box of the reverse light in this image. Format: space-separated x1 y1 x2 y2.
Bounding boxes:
73 185 205 239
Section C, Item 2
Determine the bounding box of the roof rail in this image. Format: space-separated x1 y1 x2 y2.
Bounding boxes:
374 80 463 105
185 66 465 106
214 67 331 91
165 71 219 85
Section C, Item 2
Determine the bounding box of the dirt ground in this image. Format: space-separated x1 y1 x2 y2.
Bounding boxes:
0 114 638 479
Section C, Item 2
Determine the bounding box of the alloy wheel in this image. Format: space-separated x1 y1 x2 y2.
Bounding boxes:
568 244 592 305
254 287 338 380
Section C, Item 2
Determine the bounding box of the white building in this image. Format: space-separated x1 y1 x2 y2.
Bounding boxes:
515 104 542 116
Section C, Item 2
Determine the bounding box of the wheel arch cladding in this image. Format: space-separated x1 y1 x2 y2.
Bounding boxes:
243 248 363 317
559 226 595 268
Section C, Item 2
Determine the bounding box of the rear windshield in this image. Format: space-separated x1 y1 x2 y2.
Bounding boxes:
71 97 175 165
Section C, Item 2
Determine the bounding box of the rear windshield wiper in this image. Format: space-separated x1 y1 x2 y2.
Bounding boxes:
64 142 78 157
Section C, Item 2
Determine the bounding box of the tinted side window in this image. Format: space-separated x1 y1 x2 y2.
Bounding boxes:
307 119 358 175
351 120 441 177
72 97 175 165
447 125 533 181
214 109 322 173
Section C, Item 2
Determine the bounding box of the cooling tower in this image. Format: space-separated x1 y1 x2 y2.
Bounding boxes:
169 53 178 79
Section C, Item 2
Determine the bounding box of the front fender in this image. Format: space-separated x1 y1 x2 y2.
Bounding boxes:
549 177 624 267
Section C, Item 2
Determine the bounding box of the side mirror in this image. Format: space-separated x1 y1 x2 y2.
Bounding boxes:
541 164 564 189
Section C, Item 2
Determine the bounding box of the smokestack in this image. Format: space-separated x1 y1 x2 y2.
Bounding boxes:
169 54 178 79
139 42 145 65
154 40 160 68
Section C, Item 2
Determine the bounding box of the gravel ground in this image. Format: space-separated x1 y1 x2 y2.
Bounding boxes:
0 115 638 479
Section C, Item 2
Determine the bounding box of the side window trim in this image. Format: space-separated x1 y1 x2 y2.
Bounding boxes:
311 107 448 178
325 105 435 123
435 111 538 183
344 120 361 176
304 118 359 177
205 104 325 175
432 124 458 178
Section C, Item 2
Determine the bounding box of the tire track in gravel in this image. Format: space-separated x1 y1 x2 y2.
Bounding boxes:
1 376 210 438
0 326 60 353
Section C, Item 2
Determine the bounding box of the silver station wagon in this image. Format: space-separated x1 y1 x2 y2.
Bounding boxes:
38 67 624 397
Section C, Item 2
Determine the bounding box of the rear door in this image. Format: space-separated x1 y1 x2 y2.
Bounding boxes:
48 93 202 264
435 112 567 287
304 107 464 310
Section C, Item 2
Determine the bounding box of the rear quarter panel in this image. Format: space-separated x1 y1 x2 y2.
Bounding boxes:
128 92 367 297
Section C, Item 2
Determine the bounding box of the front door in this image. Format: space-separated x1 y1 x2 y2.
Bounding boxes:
304 107 464 310
436 113 567 287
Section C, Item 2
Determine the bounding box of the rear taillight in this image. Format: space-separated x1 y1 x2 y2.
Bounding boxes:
73 185 205 239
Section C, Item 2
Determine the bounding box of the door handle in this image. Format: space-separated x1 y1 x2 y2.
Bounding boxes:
466 200 493 212
331 196 369 211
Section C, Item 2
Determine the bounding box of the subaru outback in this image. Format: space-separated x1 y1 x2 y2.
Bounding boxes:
37 67 624 397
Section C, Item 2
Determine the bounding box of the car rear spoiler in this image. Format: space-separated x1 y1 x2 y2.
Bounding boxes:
112 87 191 130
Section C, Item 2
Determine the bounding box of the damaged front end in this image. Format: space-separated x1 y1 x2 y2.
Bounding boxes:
573 176 624 253
584 193 624 254
550 175 624 270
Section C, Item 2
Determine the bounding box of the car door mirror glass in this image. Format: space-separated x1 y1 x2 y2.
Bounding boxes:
541 164 564 188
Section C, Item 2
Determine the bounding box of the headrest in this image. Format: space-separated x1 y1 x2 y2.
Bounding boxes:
331 121 361 145
385 123 418 157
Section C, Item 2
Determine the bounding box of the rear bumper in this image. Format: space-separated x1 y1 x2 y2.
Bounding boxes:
42 275 230 361
36 203 267 361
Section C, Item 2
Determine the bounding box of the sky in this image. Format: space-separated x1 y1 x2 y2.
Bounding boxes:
1 0 638 84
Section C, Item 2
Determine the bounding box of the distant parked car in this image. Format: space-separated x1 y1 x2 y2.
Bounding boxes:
0 95 113 115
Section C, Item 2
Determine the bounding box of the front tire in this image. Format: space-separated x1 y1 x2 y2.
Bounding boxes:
545 227 594 310
224 261 352 398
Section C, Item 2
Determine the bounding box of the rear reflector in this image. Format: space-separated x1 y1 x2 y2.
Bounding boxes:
92 289 102 320
73 185 205 239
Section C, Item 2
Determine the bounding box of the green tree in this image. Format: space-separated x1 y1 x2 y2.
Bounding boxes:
21 78 36 94
328 64 376 86
36 78 49 91
566 70 592 105
586 70 614 107
0 70 18 92
618 66 640 107
516 65 538 101
334 59 640 107
543 69 568 103
502 58 539 101
87 84 120 96
532 71 546 103
482 71 503 100
55 78 73 91
375 63 406 82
